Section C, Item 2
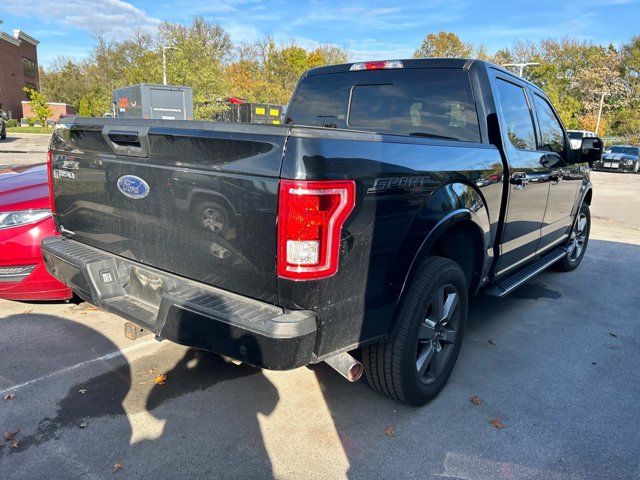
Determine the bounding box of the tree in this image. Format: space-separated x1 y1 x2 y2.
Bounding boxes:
414 32 474 58
311 45 349 65
224 38 349 105
158 16 232 118
23 87 52 127
489 48 513 66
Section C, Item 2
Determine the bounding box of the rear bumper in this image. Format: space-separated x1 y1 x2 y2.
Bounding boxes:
41 236 317 370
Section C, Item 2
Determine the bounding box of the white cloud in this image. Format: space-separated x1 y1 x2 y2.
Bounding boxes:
0 0 160 38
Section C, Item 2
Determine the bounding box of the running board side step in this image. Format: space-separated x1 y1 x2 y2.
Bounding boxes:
484 247 568 298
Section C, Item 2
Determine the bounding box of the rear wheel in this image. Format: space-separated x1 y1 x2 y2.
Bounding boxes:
0 126 6 140
363 256 467 406
555 203 590 272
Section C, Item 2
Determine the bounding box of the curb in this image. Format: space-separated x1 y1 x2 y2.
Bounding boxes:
0 151 47 154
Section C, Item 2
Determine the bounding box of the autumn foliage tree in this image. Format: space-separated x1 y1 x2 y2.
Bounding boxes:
38 20 640 140
23 87 52 127
414 32 475 58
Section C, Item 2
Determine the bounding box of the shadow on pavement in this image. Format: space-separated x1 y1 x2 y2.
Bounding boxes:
0 314 279 478
312 238 640 479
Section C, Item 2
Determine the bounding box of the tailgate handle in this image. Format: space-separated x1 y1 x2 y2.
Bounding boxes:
102 126 150 158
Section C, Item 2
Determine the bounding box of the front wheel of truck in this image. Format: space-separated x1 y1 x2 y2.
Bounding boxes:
363 256 468 406
554 203 591 272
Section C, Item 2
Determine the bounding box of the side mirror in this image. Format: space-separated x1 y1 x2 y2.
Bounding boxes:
579 137 604 164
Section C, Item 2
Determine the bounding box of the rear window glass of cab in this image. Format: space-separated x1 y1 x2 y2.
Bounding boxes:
285 68 481 143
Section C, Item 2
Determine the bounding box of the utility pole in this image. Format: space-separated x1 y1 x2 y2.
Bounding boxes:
502 62 541 77
595 92 606 135
161 46 177 85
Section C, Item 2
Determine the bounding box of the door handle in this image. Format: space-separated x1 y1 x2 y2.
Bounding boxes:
102 125 150 158
510 173 529 189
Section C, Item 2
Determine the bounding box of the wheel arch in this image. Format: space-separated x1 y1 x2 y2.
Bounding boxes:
401 210 489 297
382 208 488 341
393 180 492 295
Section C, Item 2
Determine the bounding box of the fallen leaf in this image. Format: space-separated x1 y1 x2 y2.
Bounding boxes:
3 393 15 401
147 368 157 375
113 463 124 473
489 418 507 429
78 388 87 395
608 332 617 338
154 374 167 385
470 395 482 406
85 305 99 311
384 425 397 437
78 421 88 428
10 441 19 449
4 429 20 441
488 339 497 346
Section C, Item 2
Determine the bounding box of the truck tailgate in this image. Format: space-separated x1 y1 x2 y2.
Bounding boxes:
49 119 287 303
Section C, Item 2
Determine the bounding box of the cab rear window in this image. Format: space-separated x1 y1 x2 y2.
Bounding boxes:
285 68 480 142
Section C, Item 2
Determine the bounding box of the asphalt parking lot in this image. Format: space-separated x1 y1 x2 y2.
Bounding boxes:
0 133 50 167
1 169 639 479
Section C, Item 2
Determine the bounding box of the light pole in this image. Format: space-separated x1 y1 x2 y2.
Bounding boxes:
595 92 606 135
502 62 541 77
161 46 177 85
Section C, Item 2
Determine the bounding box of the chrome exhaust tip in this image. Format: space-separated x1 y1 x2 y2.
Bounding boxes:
324 352 363 382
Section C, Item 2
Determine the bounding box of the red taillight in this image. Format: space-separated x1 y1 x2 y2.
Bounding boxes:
46 150 56 214
278 179 355 280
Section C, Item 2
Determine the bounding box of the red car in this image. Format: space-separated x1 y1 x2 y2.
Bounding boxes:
0 163 72 301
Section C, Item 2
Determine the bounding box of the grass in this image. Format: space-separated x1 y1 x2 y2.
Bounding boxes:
6 126 53 134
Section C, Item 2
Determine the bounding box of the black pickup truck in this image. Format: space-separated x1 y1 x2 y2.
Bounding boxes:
42 59 602 405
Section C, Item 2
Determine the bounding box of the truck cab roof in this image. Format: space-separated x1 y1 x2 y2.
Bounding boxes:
305 58 544 93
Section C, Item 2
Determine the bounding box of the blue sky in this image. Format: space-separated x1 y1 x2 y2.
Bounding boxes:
0 0 638 67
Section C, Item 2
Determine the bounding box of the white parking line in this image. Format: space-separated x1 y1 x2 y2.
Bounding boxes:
0 338 157 396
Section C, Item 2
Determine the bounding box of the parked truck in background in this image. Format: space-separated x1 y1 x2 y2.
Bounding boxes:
42 59 602 405
112 84 193 120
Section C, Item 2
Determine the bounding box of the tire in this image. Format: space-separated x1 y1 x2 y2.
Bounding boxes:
0 127 6 140
634 163 639 174
363 256 468 406
194 200 230 236
555 203 591 272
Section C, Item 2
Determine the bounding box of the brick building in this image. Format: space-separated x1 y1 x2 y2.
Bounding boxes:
0 20 39 119
22 101 76 122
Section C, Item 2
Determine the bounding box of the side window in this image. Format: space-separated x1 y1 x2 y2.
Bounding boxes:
495 78 536 151
533 94 565 154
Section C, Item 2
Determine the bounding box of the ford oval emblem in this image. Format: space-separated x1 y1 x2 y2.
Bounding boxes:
117 175 150 199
